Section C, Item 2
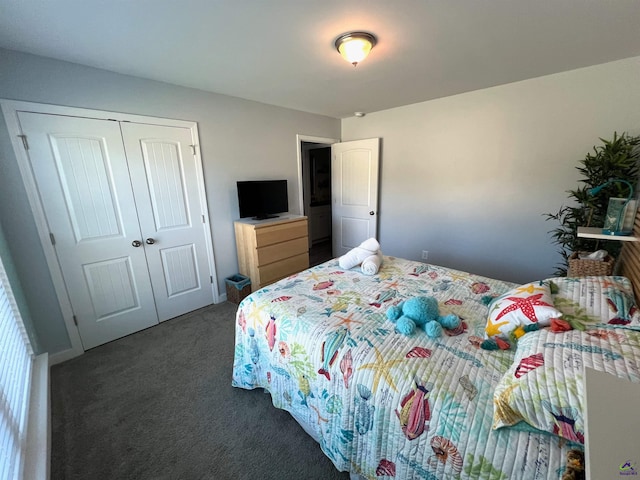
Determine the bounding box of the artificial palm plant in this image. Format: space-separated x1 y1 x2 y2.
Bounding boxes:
544 132 640 276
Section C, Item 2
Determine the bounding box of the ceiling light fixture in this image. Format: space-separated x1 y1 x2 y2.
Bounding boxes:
335 31 377 66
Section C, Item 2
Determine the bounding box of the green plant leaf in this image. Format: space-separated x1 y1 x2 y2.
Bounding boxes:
543 132 640 275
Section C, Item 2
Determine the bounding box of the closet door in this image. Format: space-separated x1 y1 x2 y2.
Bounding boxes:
17 112 159 349
121 123 214 320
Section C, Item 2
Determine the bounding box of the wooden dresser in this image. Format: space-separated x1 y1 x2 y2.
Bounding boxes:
234 216 309 292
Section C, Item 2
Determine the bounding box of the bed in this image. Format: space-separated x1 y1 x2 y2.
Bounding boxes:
232 229 640 479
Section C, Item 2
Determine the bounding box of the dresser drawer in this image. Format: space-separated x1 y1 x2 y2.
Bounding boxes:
255 219 307 247
259 253 309 287
235 216 309 292
256 236 308 266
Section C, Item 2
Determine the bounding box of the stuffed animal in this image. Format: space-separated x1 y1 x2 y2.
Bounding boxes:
561 449 585 480
386 296 460 338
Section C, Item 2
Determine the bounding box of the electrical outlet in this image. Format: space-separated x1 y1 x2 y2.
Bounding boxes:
421 250 429 260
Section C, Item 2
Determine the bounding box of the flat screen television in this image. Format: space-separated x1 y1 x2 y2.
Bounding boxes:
237 180 288 220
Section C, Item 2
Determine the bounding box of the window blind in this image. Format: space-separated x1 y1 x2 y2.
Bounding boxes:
0 254 34 480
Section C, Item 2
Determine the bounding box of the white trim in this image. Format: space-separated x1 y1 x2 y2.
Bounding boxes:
295 134 339 216
24 353 49 480
188 122 219 303
1 101 85 359
0 99 197 128
1 99 218 357
48 348 78 366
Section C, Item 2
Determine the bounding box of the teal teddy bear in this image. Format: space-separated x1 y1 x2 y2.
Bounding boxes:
386 296 460 338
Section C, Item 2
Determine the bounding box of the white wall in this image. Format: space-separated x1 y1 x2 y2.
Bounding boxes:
0 48 340 354
343 56 640 284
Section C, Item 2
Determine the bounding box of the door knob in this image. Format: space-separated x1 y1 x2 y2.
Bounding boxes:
145 238 155 245
369 211 375 215
132 240 142 247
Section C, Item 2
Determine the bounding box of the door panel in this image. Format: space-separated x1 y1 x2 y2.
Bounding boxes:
83 257 141 319
121 123 214 321
140 139 190 230
340 217 372 248
159 244 200 297
17 112 158 349
332 138 380 257
50 135 123 241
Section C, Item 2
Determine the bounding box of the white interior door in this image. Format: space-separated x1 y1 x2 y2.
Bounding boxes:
331 138 380 257
121 123 214 321
17 112 159 349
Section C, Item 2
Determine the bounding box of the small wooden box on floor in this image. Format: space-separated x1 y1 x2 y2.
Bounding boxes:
234 216 309 292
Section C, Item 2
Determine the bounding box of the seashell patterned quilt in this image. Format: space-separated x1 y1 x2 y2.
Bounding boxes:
231 257 639 479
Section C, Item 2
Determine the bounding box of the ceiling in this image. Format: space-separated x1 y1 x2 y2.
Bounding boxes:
1 0 640 119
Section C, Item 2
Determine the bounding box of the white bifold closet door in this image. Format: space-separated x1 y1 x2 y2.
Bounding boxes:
18 112 214 349
120 122 213 321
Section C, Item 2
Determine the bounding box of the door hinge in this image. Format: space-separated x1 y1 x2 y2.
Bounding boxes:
49 232 56 245
190 144 197 155
210 275 213 284
202 215 206 224
72 315 78 326
18 134 29 150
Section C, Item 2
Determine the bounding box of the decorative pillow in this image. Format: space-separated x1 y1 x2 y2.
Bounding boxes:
493 326 640 443
484 281 562 340
550 276 640 330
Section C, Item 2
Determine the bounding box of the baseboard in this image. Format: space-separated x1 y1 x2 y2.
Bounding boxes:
25 353 50 480
48 300 231 366
48 346 82 366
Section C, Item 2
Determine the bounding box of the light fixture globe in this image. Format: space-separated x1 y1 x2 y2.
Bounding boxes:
335 31 377 66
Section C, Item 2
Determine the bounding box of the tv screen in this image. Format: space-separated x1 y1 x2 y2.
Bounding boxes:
237 180 288 220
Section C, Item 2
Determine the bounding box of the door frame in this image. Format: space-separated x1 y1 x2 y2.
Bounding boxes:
1 100 219 364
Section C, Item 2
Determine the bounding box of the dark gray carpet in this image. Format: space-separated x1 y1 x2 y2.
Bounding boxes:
50 302 351 480
309 240 333 267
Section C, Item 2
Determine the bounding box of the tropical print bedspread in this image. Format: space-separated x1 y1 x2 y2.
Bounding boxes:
493 276 640 444
231 257 573 479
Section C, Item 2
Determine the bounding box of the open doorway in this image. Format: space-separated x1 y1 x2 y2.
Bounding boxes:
297 135 381 265
329 138 380 258
299 138 335 266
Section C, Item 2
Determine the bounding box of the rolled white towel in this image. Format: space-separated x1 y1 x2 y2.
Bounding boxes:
361 251 383 275
339 246 373 269
359 238 380 252
338 238 380 269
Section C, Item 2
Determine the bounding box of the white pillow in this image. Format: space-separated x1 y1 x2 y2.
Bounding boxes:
551 276 640 329
485 281 562 339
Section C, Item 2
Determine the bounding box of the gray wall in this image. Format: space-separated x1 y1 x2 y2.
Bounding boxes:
343 56 640 284
0 48 340 354
4 46 640 355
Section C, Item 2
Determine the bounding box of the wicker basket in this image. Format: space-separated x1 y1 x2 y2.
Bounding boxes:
567 251 615 277
225 274 251 304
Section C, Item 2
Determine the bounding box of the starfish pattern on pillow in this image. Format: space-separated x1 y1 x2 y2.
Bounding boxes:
495 293 553 323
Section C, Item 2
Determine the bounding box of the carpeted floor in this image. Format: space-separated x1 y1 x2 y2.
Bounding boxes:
50 301 351 480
